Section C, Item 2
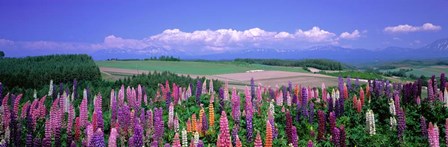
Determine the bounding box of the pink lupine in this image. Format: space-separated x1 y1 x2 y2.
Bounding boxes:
254 131 263 147
231 87 241 126
108 128 119 147
168 102 174 129
79 95 88 128
428 122 440 147
218 111 231 147
20 101 30 119
172 132 181 147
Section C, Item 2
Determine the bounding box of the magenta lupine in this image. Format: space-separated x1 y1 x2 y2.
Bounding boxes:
329 111 336 136
43 119 52 147
2 94 10 129
232 87 241 126
86 124 94 147
286 110 293 144
397 108 406 141
91 129 105 147
67 104 75 145
118 104 130 137
108 128 119 147
428 80 435 103
317 110 326 141
307 140 313 147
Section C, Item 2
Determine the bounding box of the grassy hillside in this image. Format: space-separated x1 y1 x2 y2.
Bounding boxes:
96 60 309 75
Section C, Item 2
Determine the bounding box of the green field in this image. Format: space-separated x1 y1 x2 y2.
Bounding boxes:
379 65 448 77
96 60 309 75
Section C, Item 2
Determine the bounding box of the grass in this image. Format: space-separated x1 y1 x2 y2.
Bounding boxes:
96 60 308 75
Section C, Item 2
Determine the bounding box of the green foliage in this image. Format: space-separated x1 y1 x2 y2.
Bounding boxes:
0 54 101 88
0 50 4 58
323 70 384 80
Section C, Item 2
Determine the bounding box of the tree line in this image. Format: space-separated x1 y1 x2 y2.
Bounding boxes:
234 58 345 70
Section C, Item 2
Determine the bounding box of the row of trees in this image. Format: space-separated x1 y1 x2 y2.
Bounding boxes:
234 58 345 70
0 54 101 88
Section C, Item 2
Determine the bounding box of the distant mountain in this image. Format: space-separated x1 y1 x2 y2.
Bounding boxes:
422 38 448 52
91 38 448 64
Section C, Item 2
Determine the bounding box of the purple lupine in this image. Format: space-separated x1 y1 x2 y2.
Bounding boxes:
219 88 225 113
245 86 254 142
33 137 41 147
231 126 238 146
283 86 288 105
338 76 344 99
421 116 428 138
118 104 131 136
428 80 435 103
286 110 293 144
355 77 360 89
166 91 172 107
332 127 340 146
301 87 308 120
329 111 336 136
91 129 105 147
269 88 275 100
338 96 344 117
96 111 104 131
133 123 144 147
397 108 406 141
196 80 202 105
251 78 256 102
309 102 315 124
153 107 164 141
231 88 241 126
198 140 204 147
328 95 333 113
292 126 298 147
202 113 208 132
317 110 326 141
307 140 313 147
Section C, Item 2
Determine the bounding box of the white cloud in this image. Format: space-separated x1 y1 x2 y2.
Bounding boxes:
0 27 361 54
339 30 361 40
384 23 442 33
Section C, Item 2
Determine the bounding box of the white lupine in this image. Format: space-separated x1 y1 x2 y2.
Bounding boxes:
276 90 283 106
209 80 214 95
182 128 188 147
366 109 376 135
186 85 192 99
390 117 397 130
286 92 292 106
224 81 229 101
389 99 396 116
194 132 199 147
48 80 53 96
33 89 37 99
174 113 179 132
83 89 88 99
202 79 207 94
269 99 275 116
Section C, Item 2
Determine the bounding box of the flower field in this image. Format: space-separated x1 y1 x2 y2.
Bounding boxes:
0 72 447 147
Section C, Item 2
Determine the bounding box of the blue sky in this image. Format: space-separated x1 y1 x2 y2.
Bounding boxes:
0 0 447 56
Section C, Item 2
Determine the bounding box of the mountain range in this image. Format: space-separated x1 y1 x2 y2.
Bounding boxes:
92 38 448 64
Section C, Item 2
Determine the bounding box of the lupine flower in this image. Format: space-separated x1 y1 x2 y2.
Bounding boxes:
182 128 188 147
441 73 446 93
196 80 202 105
231 87 241 126
43 119 52 147
192 114 197 133
218 111 231 147
285 110 293 144
428 80 435 103
209 79 214 94
307 140 313 147
108 128 118 147
202 112 208 133
172 132 181 147
174 114 180 132
254 131 263 147
169 102 174 129
317 110 326 141
397 108 406 141
421 116 428 138
329 111 336 135
292 126 298 147
154 107 164 141
332 127 340 146
209 100 215 128
389 99 396 116
301 87 308 119
91 129 105 147
446 118 448 146
265 120 273 147
309 102 314 124
79 95 88 128
235 135 242 147
366 109 376 135
428 122 440 147
33 137 41 147
202 79 208 95
133 123 144 147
